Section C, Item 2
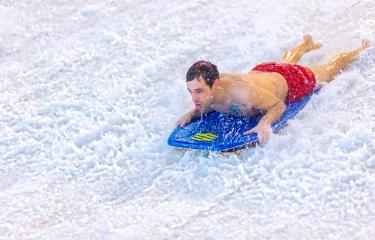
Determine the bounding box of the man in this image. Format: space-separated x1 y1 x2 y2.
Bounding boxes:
177 35 369 144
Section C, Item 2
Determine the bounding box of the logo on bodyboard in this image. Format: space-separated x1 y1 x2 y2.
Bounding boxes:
191 132 218 141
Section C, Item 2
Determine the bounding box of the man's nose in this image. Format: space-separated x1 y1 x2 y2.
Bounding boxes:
191 93 199 102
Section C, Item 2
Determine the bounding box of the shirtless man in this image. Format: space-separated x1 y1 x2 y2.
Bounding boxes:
177 35 370 144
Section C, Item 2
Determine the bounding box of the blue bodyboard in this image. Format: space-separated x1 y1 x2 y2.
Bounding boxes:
168 92 315 152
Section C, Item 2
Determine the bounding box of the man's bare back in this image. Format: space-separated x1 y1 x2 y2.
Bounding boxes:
210 72 288 117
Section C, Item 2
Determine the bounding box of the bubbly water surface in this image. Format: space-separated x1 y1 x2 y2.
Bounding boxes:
1 0 375 239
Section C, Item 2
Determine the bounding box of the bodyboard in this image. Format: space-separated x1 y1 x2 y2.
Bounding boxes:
168 92 314 152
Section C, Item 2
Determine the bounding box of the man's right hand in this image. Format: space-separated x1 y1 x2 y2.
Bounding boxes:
176 111 195 127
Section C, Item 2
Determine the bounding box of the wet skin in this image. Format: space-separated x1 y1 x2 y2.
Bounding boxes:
177 71 288 144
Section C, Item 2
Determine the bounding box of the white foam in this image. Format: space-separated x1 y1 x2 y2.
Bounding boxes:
1 0 375 239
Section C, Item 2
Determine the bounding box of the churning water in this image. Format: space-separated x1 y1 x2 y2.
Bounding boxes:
1 0 375 239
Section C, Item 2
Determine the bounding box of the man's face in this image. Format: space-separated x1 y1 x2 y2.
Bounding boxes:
186 78 213 111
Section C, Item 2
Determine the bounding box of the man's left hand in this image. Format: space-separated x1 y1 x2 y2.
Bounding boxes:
243 124 271 144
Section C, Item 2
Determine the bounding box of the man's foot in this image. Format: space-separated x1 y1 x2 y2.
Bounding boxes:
350 39 370 57
301 34 323 52
281 34 323 64
361 39 370 50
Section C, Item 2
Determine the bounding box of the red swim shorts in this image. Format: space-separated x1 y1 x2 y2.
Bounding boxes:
252 62 316 103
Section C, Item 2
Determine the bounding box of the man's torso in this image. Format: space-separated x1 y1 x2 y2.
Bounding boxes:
210 71 288 116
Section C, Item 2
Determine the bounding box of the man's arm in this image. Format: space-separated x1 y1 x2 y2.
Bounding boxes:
243 85 286 144
176 107 213 127
254 100 286 129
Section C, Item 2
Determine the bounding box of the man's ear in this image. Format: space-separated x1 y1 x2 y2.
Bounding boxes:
213 78 221 88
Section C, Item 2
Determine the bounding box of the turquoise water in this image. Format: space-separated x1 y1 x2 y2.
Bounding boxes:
1 0 375 239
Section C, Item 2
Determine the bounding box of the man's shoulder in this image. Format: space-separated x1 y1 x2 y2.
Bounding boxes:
219 72 242 81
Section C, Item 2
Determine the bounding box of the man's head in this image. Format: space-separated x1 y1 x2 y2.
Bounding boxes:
185 61 219 110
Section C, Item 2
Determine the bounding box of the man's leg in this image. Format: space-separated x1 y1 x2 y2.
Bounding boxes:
308 40 369 84
282 34 323 64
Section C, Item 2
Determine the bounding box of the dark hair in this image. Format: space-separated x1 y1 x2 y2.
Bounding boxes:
186 60 219 88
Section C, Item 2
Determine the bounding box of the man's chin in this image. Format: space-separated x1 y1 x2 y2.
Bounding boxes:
195 101 210 111
197 106 208 112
